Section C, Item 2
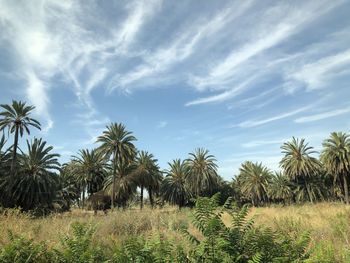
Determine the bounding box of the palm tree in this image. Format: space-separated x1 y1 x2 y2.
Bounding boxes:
104 160 137 208
268 172 293 204
0 101 41 174
97 123 137 209
161 159 191 208
280 137 321 202
0 134 11 206
56 164 81 211
0 133 10 169
237 161 272 206
72 149 106 208
321 132 350 204
4 138 60 212
133 151 161 209
186 148 219 197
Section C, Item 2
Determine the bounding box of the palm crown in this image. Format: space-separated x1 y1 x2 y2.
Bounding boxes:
97 123 137 208
321 132 350 204
161 159 191 208
0 100 41 173
186 148 219 196
280 137 321 180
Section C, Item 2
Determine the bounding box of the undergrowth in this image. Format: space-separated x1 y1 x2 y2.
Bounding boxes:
0 195 344 262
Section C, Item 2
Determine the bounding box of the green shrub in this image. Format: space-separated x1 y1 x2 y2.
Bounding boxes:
112 235 188 263
0 232 53 263
54 222 106 263
182 194 310 262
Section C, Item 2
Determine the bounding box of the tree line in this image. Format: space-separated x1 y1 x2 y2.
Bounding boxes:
0 100 349 214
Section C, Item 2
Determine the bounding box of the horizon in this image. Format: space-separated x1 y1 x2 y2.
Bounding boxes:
1 0 350 179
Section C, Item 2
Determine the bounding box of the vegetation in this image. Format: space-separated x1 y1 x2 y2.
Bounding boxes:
1 99 350 262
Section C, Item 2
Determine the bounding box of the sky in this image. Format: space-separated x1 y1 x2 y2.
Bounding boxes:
0 0 350 180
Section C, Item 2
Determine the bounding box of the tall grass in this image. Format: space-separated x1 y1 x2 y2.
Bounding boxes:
1 202 350 262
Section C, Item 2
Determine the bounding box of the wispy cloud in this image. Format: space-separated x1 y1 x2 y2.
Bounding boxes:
241 139 285 148
285 49 350 91
238 106 311 128
108 1 254 92
0 0 162 132
295 106 350 123
186 75 258 106
186 0 344 105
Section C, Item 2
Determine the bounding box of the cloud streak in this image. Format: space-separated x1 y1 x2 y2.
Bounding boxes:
238 106 311 128
295 106 350 123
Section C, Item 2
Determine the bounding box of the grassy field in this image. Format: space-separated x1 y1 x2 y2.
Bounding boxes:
1 203 350 262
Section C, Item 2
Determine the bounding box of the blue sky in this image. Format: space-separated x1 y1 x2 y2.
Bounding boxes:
0 0 350 179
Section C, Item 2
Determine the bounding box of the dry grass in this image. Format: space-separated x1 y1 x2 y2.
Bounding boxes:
0 207 191 249
1 202 350 260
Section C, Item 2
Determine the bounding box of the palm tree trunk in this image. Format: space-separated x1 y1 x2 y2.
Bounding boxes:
305 182 313 204
10 125 19 175
343 174 349 205
140 185 144 210
111 151 117 209
149 188 154 208
82 187 85 209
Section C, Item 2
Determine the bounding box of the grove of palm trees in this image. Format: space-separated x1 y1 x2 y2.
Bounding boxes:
1 100 350 262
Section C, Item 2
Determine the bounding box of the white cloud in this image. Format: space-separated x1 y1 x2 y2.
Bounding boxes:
0 0 162 130
238 106 311 128
295 106 350 123
108 0 254 92
241 139 285 148
286 49 350 90
186 0 344 105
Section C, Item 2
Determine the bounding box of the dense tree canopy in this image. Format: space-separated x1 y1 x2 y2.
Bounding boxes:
1 99 350 214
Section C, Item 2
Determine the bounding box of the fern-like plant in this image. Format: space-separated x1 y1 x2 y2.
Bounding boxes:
183 193 311 262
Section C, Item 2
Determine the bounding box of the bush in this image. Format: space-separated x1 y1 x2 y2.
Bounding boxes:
182 194 310 262
54 222 106 263
0 232 53 263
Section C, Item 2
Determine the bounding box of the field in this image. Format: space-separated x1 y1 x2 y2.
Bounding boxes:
1 203 350 262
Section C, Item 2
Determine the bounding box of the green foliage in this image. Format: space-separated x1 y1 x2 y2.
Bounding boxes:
161 159 192 208
186 148 219 197
133 150 162 208
306 240 337 263
280 137 322 203
321 132 350 204
97 122 137 208
112 235 188 263
55 222 105 263
0 138 60 214
268 172 293 204
183 194 310 262
0 232 53 263
237 161 272 206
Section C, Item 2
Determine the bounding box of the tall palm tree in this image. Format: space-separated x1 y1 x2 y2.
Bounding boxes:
3 138 60 212
237 161 272 206
280 137 321 202
321 132 350 204
161 159 191 208
97 123 137 208
186 148 219 197
268 172 293 204
104 160 137 208
72 149 106 208
133 151 160 209
0 101 41 174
